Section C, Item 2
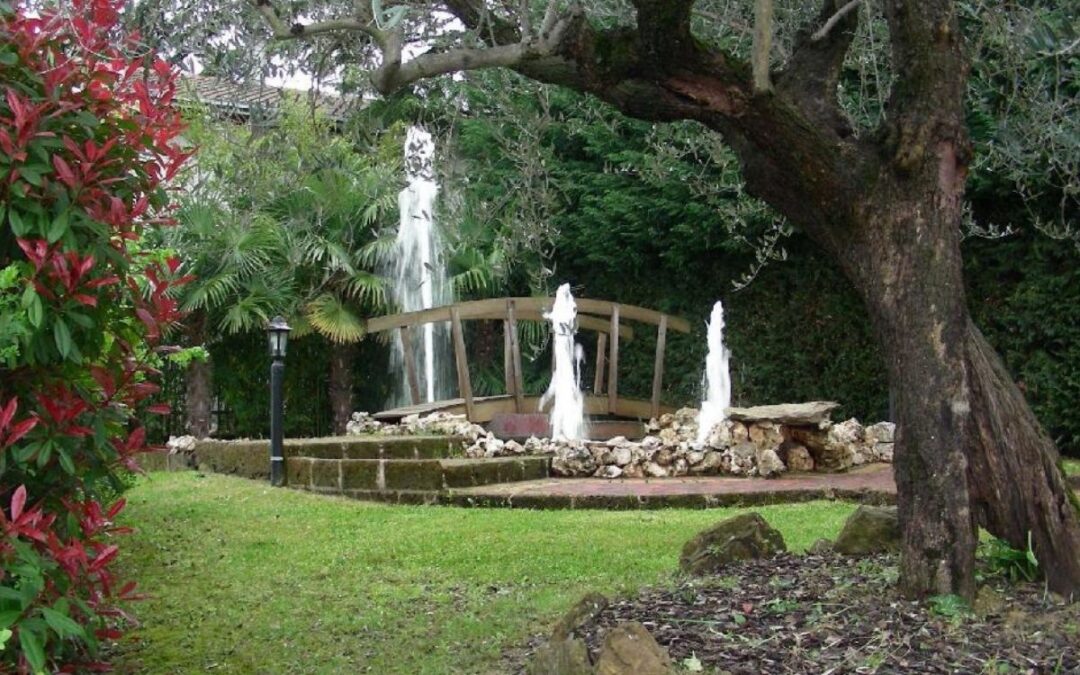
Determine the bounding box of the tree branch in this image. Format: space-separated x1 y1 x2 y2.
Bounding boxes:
777 0 859 137
253 0 380 42
752 0 774 93
811 0 861 42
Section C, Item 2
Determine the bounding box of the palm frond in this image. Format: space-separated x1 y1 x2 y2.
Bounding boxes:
304 293 367 344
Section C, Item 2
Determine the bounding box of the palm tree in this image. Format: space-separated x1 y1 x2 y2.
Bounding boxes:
161 196 294 437
266 159 399 434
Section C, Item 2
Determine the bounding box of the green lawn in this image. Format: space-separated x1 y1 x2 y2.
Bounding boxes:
1064 458 1080 476
114 472 857 674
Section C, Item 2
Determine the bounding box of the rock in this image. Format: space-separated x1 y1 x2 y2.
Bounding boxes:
595 465 624 479
594 622 674 675
610 445 633 467
644 462 668 478
658 428 679 447
640 435 662 451
686 450 704 466
552 445 597 477
503 440 526 455
524 436 546 454
679 513 787 575
781 443 814 472
654 448 674 466
527 638 592 675
748 422 783 450
691 451 725 474
834 505 900 555
671 457 688 476
729 421 749 444
873 443 894 462
622 463 646 478
787 426 855 472
551 592 609 641
166 435 197 453
808 538 834 554
755 447 786 478
674 407 699 427
705 422 732 450
864 421 895 444
726 401 841 426
657 413 675 428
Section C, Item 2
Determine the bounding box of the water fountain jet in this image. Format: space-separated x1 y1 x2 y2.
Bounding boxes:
390 127 452 404
539 284 586 441
697 300 732 445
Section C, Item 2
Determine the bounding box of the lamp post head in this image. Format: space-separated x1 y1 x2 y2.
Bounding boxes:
267 315 291 359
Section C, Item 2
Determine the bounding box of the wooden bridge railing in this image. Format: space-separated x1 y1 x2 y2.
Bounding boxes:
365 297 691 420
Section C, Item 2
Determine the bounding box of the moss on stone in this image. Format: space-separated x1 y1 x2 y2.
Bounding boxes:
340 460 380 490
383 460 443 491
285 457 311 487
309 459 340 490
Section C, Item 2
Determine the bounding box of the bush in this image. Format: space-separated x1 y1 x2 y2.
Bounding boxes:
0 0 189 670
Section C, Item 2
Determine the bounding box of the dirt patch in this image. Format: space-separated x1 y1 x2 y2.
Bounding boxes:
516 552 1079 673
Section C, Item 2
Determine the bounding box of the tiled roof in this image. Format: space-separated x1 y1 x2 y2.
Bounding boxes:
178 75 356 123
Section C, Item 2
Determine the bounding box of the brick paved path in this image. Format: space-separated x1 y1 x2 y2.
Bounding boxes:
445 463 896 509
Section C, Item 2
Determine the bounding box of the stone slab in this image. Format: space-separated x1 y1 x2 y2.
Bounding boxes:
726 401 841 426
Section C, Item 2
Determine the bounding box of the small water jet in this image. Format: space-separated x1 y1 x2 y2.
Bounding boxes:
539 284 586 441
389 127 453 404
697 300 732 445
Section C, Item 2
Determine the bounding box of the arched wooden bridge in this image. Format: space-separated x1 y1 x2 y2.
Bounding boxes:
366 297 691 425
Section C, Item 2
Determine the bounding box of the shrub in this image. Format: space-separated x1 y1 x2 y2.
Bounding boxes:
0 0 190 670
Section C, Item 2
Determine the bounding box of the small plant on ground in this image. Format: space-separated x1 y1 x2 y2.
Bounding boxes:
980 532 1040 583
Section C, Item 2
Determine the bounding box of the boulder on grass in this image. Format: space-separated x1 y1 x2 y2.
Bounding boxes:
679 512 787 575
594 622 674 675
551 592 609 641
834 505 900 555
527 638 592 675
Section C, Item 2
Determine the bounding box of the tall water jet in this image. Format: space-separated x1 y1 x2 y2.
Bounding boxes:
539 284 586 441
697 300 732 445
390 127 452 404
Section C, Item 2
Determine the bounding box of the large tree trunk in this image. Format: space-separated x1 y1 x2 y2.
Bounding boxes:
185 356 213 439
329 341 356 435
847 160 979 599
965 324 1080 593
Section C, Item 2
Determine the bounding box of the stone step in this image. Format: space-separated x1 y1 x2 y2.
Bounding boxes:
283 435 466 460
285 456 551 494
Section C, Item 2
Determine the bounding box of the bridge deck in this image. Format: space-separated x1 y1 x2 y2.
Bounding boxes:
375 394 675 425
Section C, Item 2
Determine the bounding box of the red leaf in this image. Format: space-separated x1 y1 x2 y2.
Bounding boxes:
146 403 171 415
10 485 27 521
0 398 16 431
106 498 126 519
5 416 38 446
52 154 77 187
90 544 119 572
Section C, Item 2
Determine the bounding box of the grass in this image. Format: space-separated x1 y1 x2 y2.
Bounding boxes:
113 472 857 674
1064 458 1080 476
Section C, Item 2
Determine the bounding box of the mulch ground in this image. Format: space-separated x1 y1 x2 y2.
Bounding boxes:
518 552 1080 674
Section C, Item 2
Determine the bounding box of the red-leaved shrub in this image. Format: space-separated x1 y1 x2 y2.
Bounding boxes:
1 0 191 669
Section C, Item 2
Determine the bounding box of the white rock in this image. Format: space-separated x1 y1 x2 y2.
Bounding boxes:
595 465 624 479
644 462 669 478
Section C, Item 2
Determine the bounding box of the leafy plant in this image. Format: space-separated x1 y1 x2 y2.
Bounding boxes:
1 0 191 669
928 594 971 619
980 532 1040 583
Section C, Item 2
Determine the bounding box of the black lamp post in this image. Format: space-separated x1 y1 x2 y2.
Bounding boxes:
267 315 291 486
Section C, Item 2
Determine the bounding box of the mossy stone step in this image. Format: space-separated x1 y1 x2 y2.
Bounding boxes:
283 456 552 493
283 435 465 460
